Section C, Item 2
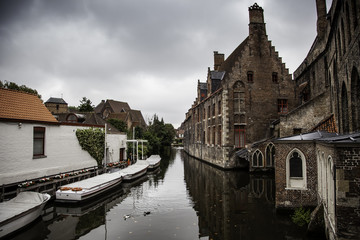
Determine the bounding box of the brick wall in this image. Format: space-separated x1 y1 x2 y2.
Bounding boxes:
275 142 318 208
335 146 360 239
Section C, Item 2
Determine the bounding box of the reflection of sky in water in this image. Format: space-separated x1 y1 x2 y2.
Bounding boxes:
79 149 198 240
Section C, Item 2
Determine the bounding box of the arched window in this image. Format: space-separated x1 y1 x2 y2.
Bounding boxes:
341 82 350 133
289 152 302 177
327 156 335 223
351 0 358 30
351 67 360 131
265 143 275 167
286 149 307 189
252 150 263 167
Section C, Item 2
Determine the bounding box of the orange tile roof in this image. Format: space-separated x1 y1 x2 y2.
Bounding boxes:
0 88 58 123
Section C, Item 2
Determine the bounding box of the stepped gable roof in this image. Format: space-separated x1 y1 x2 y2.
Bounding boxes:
107 100 131 113
218 37 249 75
199 82 207 90
45 97 67 104
0 88 58 123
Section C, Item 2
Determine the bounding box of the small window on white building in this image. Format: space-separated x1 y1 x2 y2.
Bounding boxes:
286 149 307 189
33 127 45 157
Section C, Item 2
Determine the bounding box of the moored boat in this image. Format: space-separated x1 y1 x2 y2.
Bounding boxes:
0 191 50 238
120 160 149 181
146 155 161 170
56 172 123 203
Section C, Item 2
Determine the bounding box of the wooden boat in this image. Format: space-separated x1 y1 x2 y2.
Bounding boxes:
146 155 161 170
0 191 50 238
56 172 123 203
120 160 149 181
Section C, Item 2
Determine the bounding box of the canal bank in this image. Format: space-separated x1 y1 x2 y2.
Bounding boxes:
6 148 324 240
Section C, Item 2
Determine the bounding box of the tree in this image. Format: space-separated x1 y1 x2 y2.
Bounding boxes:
107 118 127 133
78 97 94 112
144 114 176 155
1 80 42 100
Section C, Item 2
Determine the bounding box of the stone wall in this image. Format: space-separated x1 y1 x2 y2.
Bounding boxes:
279 91 331 137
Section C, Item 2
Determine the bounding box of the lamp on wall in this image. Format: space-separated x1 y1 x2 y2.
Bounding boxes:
18 122 22 129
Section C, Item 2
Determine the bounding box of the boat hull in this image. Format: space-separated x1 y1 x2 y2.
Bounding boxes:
122 168 148 181
56 177 122 203
0 193 50 238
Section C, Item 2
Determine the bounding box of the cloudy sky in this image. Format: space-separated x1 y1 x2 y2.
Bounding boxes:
0 0 333 128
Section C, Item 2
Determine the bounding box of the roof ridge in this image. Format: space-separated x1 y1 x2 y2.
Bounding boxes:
0 87 39 97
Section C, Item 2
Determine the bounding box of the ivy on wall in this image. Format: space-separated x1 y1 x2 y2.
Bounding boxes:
76 128 104 167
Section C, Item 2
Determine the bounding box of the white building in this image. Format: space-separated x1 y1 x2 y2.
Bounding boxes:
0 88 127 185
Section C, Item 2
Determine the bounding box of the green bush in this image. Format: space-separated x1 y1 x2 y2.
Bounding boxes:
292 207 311 227
76 128 104 167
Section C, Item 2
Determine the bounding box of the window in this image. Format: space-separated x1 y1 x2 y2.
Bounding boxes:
233 81 245 113
207 127 210 144
293 128 302 135
247 71 253 83
234 126 245 148
212 103 215 116
212 126 216 145
272 72 278 83
218 125 222 146
33 127 45 157
208 106 210 119
252 150 263 167
265 143 275 167
286 149 307 189
289 152 302 177
218 101 221 115
278 99 288 114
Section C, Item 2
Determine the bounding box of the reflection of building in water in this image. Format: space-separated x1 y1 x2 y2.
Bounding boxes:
182 153 307 240
249 176 275 203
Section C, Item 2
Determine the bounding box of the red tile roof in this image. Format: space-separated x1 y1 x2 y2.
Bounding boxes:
0 88 58 123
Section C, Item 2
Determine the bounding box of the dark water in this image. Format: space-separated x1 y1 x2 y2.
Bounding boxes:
8 148 320 240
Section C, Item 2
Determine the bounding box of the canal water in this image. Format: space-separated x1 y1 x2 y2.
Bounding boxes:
8 148 323 240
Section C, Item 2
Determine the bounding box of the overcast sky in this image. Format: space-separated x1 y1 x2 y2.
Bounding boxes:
0 0 333 128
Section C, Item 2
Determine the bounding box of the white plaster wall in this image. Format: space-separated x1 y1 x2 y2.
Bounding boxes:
0 122 100 185
105 133 127 164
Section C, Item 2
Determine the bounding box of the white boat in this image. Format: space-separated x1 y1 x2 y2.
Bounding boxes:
146 155 161 170
0 191 50 238
56 172 123 203
120 160 149 181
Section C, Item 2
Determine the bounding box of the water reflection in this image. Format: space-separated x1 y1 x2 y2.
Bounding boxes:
6 148 320 240
182 151 315 240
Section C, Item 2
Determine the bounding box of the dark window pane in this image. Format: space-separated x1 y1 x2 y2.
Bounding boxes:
290 152 302 177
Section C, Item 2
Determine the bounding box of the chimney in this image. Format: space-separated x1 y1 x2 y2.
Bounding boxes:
316 0 327 39
248 3 266 36
213 51 224 71
249 3 264 24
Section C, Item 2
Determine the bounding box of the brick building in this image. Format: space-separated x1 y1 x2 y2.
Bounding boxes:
183 3 295 169
45 97 68 114
279 0 360 136
272 0 360 238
